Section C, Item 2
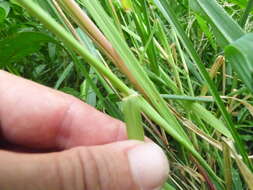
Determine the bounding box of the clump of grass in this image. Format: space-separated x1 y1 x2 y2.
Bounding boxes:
3 0 253 189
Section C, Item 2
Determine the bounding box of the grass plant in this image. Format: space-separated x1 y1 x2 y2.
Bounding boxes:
2 0 253 189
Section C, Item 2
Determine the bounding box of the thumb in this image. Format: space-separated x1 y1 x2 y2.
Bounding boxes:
0 141 169 190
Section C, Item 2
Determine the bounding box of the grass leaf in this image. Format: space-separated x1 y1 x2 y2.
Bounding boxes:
225 33 253 92
122 94 145 141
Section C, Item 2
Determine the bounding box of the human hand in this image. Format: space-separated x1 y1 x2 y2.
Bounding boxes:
0 70 169 190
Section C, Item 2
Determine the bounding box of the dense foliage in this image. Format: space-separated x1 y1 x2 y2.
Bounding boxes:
1 0 253 189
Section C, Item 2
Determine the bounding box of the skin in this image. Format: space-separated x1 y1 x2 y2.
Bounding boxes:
0 70 169 190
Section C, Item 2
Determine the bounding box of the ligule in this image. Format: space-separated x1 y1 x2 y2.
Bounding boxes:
122 94 145 141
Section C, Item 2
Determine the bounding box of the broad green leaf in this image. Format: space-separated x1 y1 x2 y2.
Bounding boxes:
189 0 253 92
191 0 245 46
225 33 253 92
0 32 57 66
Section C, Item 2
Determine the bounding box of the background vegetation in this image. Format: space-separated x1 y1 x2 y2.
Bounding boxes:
1 0 253 189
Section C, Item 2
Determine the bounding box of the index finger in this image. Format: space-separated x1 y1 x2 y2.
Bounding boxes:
0 71 127 149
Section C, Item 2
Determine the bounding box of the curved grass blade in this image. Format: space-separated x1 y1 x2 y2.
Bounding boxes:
191 0 253 93
225 33 253 92
122 94 145 141
191 0 245 46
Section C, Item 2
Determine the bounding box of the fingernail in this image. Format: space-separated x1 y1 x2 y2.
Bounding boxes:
128 143 169 190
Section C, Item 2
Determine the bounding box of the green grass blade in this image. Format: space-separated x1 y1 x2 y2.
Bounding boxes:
122 94 145 141
131 0 160 74
81 0 190 140
161 94 214 102
18 0 131 96
154 0 252 170
191 0 253 92
225 140 253 190
162 182 176 190
139 97 223 185
188 103 233 139
222 140 233 190
240 0 253 27
225 33 253 92
191 0 245 45
79 0 225 183
54 62 73 89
